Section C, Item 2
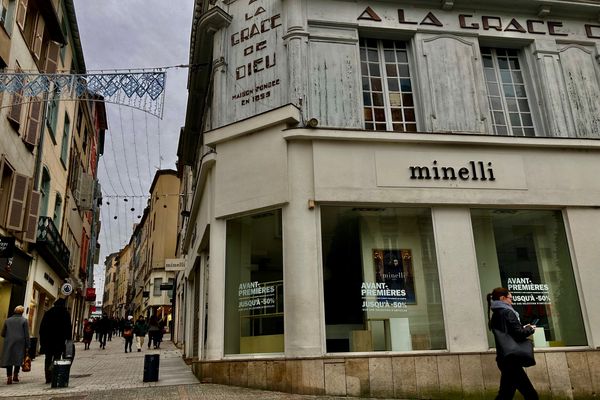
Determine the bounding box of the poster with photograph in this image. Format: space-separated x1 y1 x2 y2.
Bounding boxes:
373 249 416 304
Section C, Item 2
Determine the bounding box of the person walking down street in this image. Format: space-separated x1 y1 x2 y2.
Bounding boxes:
96 314 110 349
82 318 94 350
155 318 166 349
123 316 134 353
133 316 148 352
147 316 160 349
1 306 30 385
39 298 72 384
487 287 538 400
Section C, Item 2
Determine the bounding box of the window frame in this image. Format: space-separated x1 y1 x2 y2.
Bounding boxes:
360 37 419 133
480 46 540 137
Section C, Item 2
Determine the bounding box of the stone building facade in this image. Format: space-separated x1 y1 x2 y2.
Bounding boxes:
177 0 600 398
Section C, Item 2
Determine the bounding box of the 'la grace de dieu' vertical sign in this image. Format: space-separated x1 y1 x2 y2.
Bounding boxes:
224 0 287 124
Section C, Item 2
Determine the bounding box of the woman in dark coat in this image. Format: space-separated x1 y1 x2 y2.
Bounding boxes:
82 318 94 350
487 287 538 400
1 305 29 384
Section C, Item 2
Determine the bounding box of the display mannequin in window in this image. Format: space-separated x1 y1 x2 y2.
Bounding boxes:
487 287 538 400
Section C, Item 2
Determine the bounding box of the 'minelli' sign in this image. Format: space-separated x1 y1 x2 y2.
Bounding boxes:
375 152 527 189
409 160 496 181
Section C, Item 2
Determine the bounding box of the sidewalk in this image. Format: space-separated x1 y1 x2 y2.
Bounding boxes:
0 336 198 398
0 337 400 400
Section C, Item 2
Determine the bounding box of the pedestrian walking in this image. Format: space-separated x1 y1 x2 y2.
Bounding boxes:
133 316 148 352
82 318 94 350
1 305 30 384
96 314 110 349
487 287 538 400
155 317 165 349
147 315 160 349
39 298 72 384
123 316 134 353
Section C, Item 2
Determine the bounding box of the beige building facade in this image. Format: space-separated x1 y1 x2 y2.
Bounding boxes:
178 0 600 399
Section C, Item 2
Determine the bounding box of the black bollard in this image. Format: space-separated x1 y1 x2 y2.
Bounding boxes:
51 360 72 388
143 354 160 382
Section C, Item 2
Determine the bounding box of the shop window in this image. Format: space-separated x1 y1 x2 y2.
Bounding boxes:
360 38 417 132
224 210 283 355
481 48 535 137
321 207 445 353
472 209 586 347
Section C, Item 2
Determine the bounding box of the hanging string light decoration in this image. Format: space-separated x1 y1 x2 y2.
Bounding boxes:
0 69 167 118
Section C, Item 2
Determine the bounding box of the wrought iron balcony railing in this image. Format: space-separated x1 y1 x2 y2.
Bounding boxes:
36 216 70 279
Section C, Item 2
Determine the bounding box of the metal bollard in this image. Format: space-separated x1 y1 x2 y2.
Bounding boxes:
143 354 160 382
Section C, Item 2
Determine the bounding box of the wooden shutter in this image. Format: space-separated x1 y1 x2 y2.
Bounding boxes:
22 189 41 242
6 173 29 231
8 91 23 126
32 14 44 60
15 0 28 31
44 41 60 73
24 100 42 147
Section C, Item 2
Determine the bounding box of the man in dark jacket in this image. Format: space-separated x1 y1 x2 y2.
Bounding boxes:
96 314 111 349
39 298 72 384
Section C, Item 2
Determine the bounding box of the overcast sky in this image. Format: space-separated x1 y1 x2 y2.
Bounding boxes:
74 0 194 301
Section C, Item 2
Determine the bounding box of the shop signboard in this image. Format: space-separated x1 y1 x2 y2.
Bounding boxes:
85 287 96 302
0 236 15 258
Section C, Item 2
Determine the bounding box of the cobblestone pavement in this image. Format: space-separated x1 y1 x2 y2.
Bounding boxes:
0 337 399 400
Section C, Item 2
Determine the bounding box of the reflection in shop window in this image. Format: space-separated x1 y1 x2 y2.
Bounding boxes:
472 209 586 347
321 207 446 353
224 210 283 355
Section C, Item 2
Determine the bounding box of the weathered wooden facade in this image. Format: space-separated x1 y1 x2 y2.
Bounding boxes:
177 0 600 398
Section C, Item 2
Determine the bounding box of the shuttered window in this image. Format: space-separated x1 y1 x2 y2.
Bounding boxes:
31 13 44 60
6 172 29 231
0 157 15 227
360 38 417 132
15 0 26 31
8 66 23 127
22 189 40 242
24 99 42 147
44 40 60 73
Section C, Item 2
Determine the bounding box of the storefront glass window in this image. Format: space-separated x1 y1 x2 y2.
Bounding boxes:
224 210 283 355
321 206 446 352
472 209 586 347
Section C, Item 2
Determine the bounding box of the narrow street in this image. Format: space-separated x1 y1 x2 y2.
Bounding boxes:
0 338 392 400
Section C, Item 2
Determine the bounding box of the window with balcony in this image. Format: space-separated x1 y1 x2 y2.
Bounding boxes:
360 38 417 132
481 48 535 137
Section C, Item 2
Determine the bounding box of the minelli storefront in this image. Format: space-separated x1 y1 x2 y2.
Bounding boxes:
181 0 600 398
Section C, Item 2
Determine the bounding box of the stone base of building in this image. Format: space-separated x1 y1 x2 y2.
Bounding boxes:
192 350 600 399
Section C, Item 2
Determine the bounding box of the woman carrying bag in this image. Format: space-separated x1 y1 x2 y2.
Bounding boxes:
487 287 538 400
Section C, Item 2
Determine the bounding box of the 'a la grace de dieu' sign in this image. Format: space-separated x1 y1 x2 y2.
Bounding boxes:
357 6 600 39
224 0 286 123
